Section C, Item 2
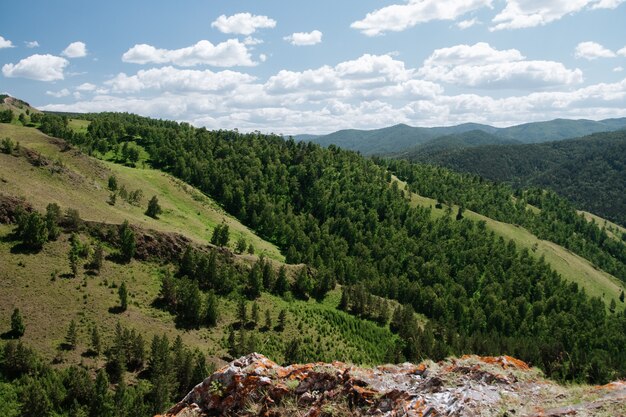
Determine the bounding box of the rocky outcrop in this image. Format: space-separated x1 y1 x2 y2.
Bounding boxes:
158 353 626 417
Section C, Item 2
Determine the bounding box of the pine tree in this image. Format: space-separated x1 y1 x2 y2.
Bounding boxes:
91 369 113 417
274 266 289 296
251 302 259 328
118 282 128 311
235 236 247 253
237 298 247 326
277 309 287 331
119 220 136 263
246 263 262 299
108 175 118 191
90 326 102 356
45 203 61 241
65 319 78 349
609 298 617 313
620 290 625 303
145 195 162 219
227 327 237 357
10 308 25 337
264 309 272 331
205 290 218 327
91 242 104 273
293 267 312 300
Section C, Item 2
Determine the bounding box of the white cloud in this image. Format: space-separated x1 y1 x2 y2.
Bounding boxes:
2 54 69 81
590 0 626 9
105 66 256 93
46 88 71 98
491 0 625 31
259 54 267 62
211 13 276 35
0 36 14 49
575 41 616 59
614 66 624 72
62 41 87 58
25 41 40 48
76 82 97 91
122 39 256 67
351 0 492 36
419 42 583 88
618 46 626 56
284 30 323 46
243 37 263 46
457 18 480 29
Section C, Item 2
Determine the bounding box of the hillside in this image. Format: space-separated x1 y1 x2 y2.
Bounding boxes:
0 95 40 117
1 111 626 416
306 117 626 155
402 130 626 227
395 129 521 159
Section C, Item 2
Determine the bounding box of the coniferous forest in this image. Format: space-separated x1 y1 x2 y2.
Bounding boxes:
1 111 626 416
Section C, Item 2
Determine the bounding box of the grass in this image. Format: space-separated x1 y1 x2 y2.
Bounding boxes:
391 176 626 311
0 223 396 367
579 210 626 242
0 123 283 261
68 119 90 134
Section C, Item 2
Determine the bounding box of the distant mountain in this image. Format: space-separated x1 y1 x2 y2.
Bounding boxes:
396 130 521 159
304 118 626 155
402 130 626 226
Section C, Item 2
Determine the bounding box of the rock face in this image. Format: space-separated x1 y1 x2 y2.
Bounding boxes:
158 353 626 417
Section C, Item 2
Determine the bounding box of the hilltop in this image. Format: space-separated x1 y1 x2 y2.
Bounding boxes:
163 353 626 417
400 130 626 227
306 117 626 155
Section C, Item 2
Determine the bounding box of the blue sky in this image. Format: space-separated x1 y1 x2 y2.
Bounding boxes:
1 0 626 134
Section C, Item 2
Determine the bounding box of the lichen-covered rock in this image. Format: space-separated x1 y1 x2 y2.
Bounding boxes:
158 353 626 417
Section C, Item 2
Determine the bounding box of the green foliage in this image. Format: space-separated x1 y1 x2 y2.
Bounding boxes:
210 222 229 247
118 282 128 311
205 290 218 327
65 320 78 350
145 195 162 219
44 203 60 241
15 210 48 250
1 137 14 154
107 175 118 191
118 220 136 263
90 326 102 356
0 109 13 123
10 309 25 338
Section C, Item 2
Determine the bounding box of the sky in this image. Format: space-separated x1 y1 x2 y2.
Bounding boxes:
1 0 626 135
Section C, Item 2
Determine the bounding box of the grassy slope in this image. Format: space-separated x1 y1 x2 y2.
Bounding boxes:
0 224 396 366
0 123 283 261
392 176 626 311
579 210 626 242
0 123 398 366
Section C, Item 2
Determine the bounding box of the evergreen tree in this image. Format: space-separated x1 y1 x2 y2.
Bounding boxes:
609 298 617 313
65 319 78 349
274 266 289 296
620 290 625 303
91 369 113 417
118 282 128 311
91 242 104 273
251 302 259 328
237 298 247 326
246 263 262 299
16 211 48 249
227 327 237 357
108 175 118 191
45 203 61 241
293 267 312 300
205 290 218 327
69 244 79 277
10 308 25 337
145 195 162 219
264 309 272 331
90 326 101 356
235 236 247 253
277 309 287 331
118 220 136 263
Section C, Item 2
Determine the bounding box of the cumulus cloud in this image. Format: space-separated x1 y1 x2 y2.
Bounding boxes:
25 41 40 48
46 88 71 98
351 0 492 36
62 41 87 58
76 82 97 91
2 54 69 81
0 36 14 48
122 39 256 67
284 30 323 46
105 66 256 93
457 18 480 29
211 13 276 35
618 46 626 56
575 41 616 59
614 66 624 72
491 0 625 31
419 42 583 88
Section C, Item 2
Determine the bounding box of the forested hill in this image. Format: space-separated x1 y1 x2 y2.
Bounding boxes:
399 130 626 227
32 112 626 384
308 117 626 155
